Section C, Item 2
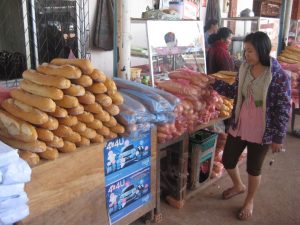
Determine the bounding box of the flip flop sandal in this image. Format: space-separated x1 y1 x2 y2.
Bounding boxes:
237 208 253 220
222 187 246 200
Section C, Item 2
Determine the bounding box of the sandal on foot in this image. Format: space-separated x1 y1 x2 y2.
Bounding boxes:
222 187 245 200
237 207 253 220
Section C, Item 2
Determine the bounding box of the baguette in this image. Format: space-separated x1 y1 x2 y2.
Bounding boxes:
58 141 76 153
83 102 103 114
104 78 117 95
40 116 59 130
22 69 71 89
36 128 54 142
95 94 112 107
0 135 46 153
94 110 110 122
105 131 118 140
10 89 56 112
37 63 82 79
51 58 94 75
287 45 300 53
0 109 37 142
87 83 107 94
91 134 104 143
90 69 107 82
57 115 78 127
52 125 73 138
55 95 79 108
63 131 81 143
80 127 97 139
76 136 90 147
77 91 95 105
86 119 103 130
67 104 84 116
73 75 93 87
110 123 125 134
38 146 59 160
77 111 94 123
71 121 87 133
48 106 68 118
97 126 110 136
1 98 49 125
110 92 124 106
277 55 299 64
20 79 63 100
46 135 64 148
18 150 40 167
63 84 85 97
218 71 237 76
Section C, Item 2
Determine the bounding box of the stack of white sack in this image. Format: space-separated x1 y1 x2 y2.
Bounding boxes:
0 141 31 225
114 78 180 138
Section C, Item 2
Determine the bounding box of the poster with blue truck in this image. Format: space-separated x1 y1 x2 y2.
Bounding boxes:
104 130 151 175
105 166 151 223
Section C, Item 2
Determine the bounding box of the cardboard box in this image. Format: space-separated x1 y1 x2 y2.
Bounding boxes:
104 130 151 175
105 165 152 224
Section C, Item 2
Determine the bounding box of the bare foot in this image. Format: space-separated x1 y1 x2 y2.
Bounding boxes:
222 185 246 200
237 201 253 220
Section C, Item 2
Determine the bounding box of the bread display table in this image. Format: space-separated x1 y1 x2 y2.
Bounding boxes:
17 144 110 225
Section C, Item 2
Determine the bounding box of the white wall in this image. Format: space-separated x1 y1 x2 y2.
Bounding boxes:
89 0 153 77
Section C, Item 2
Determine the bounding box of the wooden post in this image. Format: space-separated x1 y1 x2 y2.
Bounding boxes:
117 0 131 80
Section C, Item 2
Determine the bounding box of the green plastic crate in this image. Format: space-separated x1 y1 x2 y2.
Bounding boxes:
190 130 218 152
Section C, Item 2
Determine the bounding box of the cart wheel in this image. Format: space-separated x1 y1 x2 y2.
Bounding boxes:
154 213 163 223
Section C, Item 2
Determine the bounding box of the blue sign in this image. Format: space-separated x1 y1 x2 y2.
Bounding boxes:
104 130 151 175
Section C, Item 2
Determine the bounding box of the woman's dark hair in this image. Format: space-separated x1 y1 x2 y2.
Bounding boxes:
244 31 271 66
208 27 233 45
204 19 218 32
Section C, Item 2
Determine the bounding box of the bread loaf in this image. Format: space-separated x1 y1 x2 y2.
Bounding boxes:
18 150 40 167
63 84 85 97
103 104 120 116
80 127 97 139
90 69 107 82
87 83 107 94
77 111 94 123
91 134 104 143
104 78 117 95
58 115 78 126
55 95 79 108
76 136 90 147
40 116 59 130
77 91 95 104
46 135 64 148
48 106 68 118
22 69 71 89
38 146 59 160
37 63 82 79
0 109 38 142
73 75 93 87
94 110 110 122
63 131 81 143
10 89 56 112
51 58 94 75
72 121 87 133
67 104 84 116
105 131 118 140
97 126 110 136
36 128 54 142
110 92 124 105
52 125 73 138
86 119 103 130
20 79 63 100
103 116 117 128
58 141 76 153
1 98 49 125
83 102 103 114
95 94 112 107
110 123 125 134
0 135 46 153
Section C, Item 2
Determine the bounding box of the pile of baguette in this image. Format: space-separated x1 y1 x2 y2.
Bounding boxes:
278 45 300 64
0 58 124 166
210 70 237 85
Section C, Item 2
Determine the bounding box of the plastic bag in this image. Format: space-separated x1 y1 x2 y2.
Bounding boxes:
0 192 28 211
0 183 24 198
154 112 176 123
0 143 19 168
0 158 31 185
0 204 29 225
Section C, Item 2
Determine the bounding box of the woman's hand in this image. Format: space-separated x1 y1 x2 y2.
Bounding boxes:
271 142 283 154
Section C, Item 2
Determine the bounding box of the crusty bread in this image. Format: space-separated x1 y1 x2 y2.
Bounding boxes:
94 110 110 122
46 135 64 148
63 84 85 97
83 102 103 114
55 95 79 108
67 104 84 116
77 91 95 105
58 141 76 153
48 106 68 118
40 116 59 131
95 94 112 107
71 121 87 133
50 58 94 75
0 135 46 153
36 128 54 142
90 69 107 82
38 146 59 160
37 62 82 79
18 150 40 167
91 134 104 143
86 119 103 130
58 115 78 127
73 75 93 87
76 136 90 147
77 111 94 123
87 83 107 94
52 125 73 138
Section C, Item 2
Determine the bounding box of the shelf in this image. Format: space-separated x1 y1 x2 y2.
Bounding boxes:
189 116 230 134
152 46 203 57
158 133 188 150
